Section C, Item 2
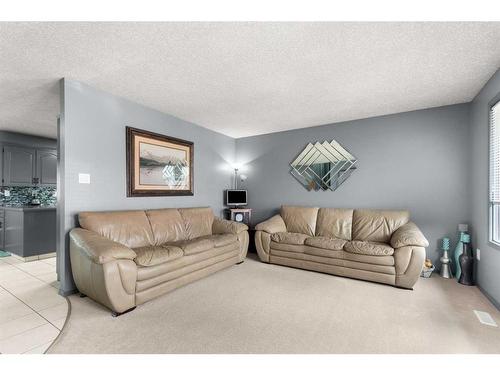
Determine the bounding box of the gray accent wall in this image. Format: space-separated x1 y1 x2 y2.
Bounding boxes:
236 104 471 266
470 68 500 309
58 79 236 294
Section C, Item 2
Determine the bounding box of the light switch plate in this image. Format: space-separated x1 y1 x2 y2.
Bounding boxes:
4 190 10 197
78 173 91 184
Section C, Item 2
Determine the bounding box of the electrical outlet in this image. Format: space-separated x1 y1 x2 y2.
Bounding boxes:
476 248 481 261
4 190 10 197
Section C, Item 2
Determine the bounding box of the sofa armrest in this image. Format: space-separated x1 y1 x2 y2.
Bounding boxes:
69 228 137 264
255 215 287 234
390 222 429 249
212 217 248 234
394 246 426 289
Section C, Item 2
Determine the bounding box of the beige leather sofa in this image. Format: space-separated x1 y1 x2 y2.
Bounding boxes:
69 207 248 315
255 206 428 289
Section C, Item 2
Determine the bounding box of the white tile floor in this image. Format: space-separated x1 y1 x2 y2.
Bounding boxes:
0 255 68 354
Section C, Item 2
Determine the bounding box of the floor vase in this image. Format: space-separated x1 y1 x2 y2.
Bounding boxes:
458 242 474 286
454 232 466 280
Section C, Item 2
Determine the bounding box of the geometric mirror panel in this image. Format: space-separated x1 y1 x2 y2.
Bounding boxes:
290 140 357 191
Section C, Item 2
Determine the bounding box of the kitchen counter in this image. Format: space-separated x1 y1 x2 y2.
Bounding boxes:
1 205 56 212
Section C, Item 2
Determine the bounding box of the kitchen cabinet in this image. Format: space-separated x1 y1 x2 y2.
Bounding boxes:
1 206 56 257
36 149 57 186
1 145 57 187
2 145 36 186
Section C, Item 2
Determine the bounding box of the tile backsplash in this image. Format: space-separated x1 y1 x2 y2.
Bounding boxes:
1 186 57 206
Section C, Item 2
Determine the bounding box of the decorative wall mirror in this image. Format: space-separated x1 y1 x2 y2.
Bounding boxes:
290 140 357 191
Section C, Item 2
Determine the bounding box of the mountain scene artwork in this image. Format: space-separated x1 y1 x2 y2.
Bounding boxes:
139 142 189 187
126 126 194 196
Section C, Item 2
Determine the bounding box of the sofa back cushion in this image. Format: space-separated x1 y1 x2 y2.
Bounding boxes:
315 208 354 240
352 209 410 243
178 207 214 240
280 206 319 236
78 210 154 248
146 208 187 245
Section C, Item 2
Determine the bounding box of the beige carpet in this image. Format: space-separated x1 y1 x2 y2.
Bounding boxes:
48 255 500 354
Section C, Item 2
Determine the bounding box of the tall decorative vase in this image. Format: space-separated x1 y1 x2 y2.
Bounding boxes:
440 238 452 279
454 224 468 280
454 233 464 280
458 234 474 286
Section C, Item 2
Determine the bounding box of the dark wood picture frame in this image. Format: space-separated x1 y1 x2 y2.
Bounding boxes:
126 126 194 197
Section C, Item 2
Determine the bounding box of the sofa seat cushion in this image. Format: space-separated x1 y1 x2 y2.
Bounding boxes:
200 234 238 248
344 241 394 256
168 238 214 255
133 245 184 267
271 232 310 245
305 236 346 251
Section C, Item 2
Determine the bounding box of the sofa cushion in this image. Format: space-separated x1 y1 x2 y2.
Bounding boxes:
305 236 347 250
344 241 395 256
352 209 410 243
280 206 319 236
133 245 184 267
169 238 214 255
146 208 187 245
271 232 310 245
178 207 214 240
315 208 353 240
78 210 154 248
201 234 238 248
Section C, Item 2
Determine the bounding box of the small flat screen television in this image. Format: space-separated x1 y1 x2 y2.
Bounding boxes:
226 189 247 206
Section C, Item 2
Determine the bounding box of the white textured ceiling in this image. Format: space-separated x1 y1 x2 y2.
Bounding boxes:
1 22 500 139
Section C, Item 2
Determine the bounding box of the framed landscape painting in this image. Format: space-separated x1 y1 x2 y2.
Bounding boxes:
126 126 194 196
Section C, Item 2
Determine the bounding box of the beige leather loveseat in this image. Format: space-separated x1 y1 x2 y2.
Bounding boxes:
69 207 249 315
255 206 428 289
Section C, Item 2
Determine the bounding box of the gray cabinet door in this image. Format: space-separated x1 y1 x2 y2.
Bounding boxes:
3 146 36 186
0 210 4 250
36 149 57 186
3 209 23 256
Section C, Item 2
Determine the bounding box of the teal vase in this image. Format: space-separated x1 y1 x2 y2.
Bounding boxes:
454 232 466 280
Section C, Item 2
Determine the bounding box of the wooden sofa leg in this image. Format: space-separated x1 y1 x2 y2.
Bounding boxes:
111 306 136 317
